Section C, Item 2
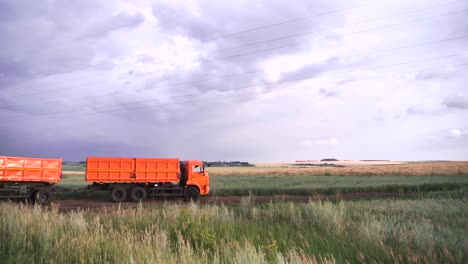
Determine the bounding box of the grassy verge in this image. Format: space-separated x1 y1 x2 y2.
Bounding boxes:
1 192 466 263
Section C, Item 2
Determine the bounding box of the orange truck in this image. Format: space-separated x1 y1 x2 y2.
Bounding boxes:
0 156 62 204
85 157 210 202
0 155 210 204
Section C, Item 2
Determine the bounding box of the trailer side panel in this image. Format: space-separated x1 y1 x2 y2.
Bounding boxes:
135 158 180 182
85 157 134 182
0 156 61 183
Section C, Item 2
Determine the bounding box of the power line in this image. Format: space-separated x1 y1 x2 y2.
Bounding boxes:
134 35 467 95
216 0 460 52
200 0 379 42
95 50 468 110
118 7 467 79
98 8 466 83
6 33 466 109
1 0 379 91
4 9 466 100
4 52 466 121
205 9 468 62
8 63 468 124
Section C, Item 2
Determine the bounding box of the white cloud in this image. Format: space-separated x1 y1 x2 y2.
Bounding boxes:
449 128 463 137
301 139 314 146
315 137 340 145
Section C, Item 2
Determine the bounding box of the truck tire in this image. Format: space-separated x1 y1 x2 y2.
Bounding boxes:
184 186 200 202
32 188 53 205
129 186 147 202
110 187 127 203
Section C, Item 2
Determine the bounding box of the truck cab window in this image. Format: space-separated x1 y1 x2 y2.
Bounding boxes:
193 165 205 173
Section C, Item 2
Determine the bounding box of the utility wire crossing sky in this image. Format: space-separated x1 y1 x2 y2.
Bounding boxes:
0 0 467 161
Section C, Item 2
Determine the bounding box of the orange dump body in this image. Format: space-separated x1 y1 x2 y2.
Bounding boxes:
0 156 62 183
86 157 180 183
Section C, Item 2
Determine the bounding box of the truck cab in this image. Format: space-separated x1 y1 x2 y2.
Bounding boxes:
180 160 210 199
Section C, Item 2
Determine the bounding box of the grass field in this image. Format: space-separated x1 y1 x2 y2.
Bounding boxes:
209 174 468 196
1 189 466 263
58 161 468 197
57 173 468 197
1 161 467 263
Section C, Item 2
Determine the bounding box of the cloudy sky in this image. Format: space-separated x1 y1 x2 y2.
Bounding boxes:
0 0 467 161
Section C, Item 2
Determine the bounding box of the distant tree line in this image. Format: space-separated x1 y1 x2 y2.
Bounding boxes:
321 158 339 162
290 163 344 168
203 161 255 167
295 159 340 162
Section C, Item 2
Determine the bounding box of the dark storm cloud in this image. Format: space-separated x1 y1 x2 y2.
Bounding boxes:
412 68 457 80
406 106 441 116
0 59 30 85
147 0 344 98
277 57 345 83
280 63 330 82
152 0 336 43
319 88 339 97
80 12 145 39
0 129 138 160
0 98 28 112
0 127 24 156
443 96 468 109
0 1 144 85
147 60 264 96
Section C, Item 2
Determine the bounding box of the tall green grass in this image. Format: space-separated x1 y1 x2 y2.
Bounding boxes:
1 193 466 263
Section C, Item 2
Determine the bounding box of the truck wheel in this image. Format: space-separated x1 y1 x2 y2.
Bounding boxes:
32 189 53 205
184 186 200 202
110 187 127 202
129 186 147 202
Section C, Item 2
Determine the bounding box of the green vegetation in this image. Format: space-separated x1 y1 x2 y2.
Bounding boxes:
61 166 85 172
1 191 467 263
58 175 88 188
56 174 468 197
210 174 468 196
61 162 85 172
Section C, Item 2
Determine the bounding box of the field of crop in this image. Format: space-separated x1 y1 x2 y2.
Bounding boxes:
57 161 468 198
58 171 468 197
208 161 468 176
1 189 467 263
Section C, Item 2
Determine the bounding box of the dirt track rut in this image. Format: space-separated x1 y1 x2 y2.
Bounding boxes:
46 192 416 212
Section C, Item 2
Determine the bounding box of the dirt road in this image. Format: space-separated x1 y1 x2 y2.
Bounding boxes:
46 192 416 212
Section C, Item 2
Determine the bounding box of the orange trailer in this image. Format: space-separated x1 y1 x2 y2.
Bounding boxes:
86 157 180 183
0 156 62 204
0 155 210 204
85 157 209 202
